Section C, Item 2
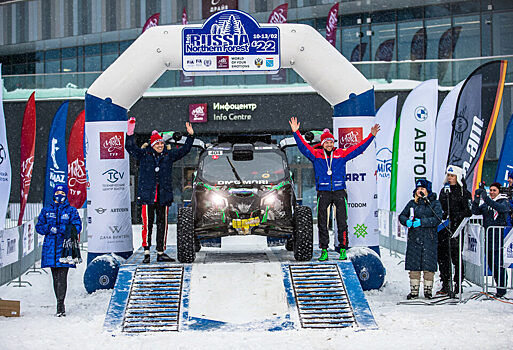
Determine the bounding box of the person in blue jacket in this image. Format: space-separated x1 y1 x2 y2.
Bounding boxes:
126 117 194 263
36 184 82 317
289 117 380 261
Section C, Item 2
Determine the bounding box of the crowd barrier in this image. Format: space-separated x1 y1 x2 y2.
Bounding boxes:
0 208 87 287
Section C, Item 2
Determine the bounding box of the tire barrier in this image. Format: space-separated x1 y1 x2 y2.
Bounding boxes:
83 253 124 294
347 247 386 291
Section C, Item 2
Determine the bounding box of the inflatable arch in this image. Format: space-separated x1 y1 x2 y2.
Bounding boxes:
85 11 377 262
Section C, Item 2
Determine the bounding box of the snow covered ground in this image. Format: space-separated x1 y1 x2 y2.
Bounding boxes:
1 225 513 349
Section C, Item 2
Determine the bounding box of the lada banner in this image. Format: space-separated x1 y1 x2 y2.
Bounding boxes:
182 10 280 75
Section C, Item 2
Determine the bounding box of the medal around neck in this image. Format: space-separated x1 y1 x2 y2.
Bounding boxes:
155 166 160 172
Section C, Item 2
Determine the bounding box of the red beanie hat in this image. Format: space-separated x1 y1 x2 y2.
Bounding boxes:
150 130 163 147
321 128 335 145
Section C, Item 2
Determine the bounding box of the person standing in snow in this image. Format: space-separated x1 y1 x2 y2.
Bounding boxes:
36 184 82 317
437 165 472 295
472 182 510 298
125 117 194 263
289 117 380 261
399 179 442 299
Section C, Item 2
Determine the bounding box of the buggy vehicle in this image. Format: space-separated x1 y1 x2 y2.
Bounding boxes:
172 133 316 263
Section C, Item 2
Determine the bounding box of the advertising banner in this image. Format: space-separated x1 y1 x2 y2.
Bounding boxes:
432 81 463 194
182 10 280 75
142 13 159 33
67 111 87 209
462 223 481 266
395 79 438 214
333 117 378 248
503 227 513 268
18 91 36 225
22 220 35 257
494 113 513 187
447 61 507 192
85 121 133 253
0 227 19 267
325 3 339 47
267 4 288 84
43 101 69 207
375 96 397 211
0 68 11 230
202 0 238 19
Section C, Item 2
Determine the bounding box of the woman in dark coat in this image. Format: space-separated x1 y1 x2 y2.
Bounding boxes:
35 184 82 316
399 179 442 299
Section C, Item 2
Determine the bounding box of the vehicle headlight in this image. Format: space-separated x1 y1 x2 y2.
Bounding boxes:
263 193 277 206
211 193 227 208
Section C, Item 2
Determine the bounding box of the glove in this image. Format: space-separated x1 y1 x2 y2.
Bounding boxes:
50 226 58 234
474 188 486 201
412 218 421 228
127 117 136 136
406 219 413 228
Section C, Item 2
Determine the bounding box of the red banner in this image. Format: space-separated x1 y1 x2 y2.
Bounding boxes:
67 110 86 209
268 3 288 24
18 92 36 225
142 13 160 33
326 3 339 47
182 7 188 25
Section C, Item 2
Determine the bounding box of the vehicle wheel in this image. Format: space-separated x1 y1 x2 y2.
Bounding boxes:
177 207 196 263
285 238 294 251
293 206 313 261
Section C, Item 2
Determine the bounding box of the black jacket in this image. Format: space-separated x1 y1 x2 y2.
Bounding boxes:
399 193 442 272
438 184 472 234
125 134 194 206
471 194 510 229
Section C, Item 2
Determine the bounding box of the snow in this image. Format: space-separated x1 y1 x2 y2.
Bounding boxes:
1 225 513 349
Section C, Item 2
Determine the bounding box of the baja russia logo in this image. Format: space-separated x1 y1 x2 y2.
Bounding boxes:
100 132 125 160
338 127 363 149
415 106 428 122
376 147 392 178
217 56 229 68
189 104 208 123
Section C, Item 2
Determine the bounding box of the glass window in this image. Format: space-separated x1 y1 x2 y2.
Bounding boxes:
297 19 315 27
425 4 450 19
84 44 100 56
342 27 362 61
84 56 100 71
203 76 223 86
62 47 77 59
45 60 60 73
102 42 119 54
425 18 451 84
12 64 27 74
120 40 134 53
316 17 327 30
397 21 424 80
341 14 360 27
452 2 480 15
45 49 60 60
397 7 423 21
371 23 396 80
102 54 118 70
225 75 245 86
493 12 513 55
453 15 480 59
62 58 77 72
481 13 492 56
372 10 395 24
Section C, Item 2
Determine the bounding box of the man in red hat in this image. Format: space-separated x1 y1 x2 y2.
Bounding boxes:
126 118 195 263
289 117 380 261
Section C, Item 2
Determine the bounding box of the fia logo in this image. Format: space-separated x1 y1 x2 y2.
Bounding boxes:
415 106 428 122
102 169 125 183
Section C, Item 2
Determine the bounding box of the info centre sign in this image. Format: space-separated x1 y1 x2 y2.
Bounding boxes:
182 10 280 75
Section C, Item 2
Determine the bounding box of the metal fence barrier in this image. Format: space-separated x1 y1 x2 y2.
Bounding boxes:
0 208 87 287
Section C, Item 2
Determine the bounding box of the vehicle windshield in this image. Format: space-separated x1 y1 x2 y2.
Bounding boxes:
199 149 287 185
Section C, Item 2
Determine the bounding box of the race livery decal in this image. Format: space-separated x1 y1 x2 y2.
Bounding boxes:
182 10 280 75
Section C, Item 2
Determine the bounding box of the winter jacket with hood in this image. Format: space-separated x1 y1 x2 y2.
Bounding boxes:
399 192 442 272
293 130 374 191
125 134 194 206
438 183 472 234
471 193 510 229
36 200 82 268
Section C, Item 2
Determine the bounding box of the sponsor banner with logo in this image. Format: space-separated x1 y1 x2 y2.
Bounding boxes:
462 223 481 266
44 101 69 207
67 110 87 208
375 96 397 211
325 3 339 47
182 10 280 75
85 121 133 253
22 220 35 257
494 113 513 187
142 13 159 34
19 91 36 225
432 81 464 194
189 103 208 123
503 227 513 268
447 61 507 192
0 68 12 230
0 226 19 267
202 0 238 19
333 117 378 248
395 79 438 215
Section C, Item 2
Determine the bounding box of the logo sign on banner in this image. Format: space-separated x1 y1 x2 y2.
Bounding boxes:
333 117 378 248
182 10 280 75
189 103 208 123
462 224 481 266
22 221 35 257
0 227 19 267
86 121 133 253
503 227 513 268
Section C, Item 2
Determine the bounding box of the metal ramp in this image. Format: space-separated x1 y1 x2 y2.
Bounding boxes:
122 265 184 333
289 264 355 328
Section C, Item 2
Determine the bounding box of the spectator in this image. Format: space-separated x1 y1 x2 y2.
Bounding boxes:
504 172 513 200
437 165 472 295
125 118 194 263
35 184 82 317
472 182 510 298
399 179 442 299
289 117 379 261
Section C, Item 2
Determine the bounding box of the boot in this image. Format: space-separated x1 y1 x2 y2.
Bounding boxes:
142 250 150 264
318 249 329 262
424 273 434 299
339 248 347 261
436 281 449 296
56 300 66 317
157 252 175 262
407 279 420 300
453 281 462 294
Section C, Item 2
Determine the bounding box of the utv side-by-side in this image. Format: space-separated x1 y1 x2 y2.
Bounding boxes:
166 133 316 264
